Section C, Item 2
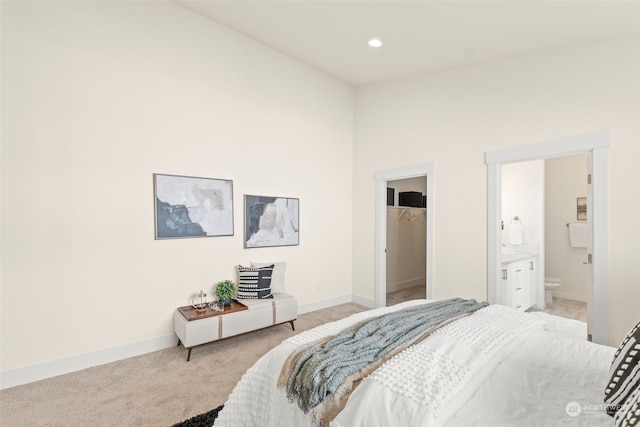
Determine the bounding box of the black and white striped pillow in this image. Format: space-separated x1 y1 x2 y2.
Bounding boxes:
237 264 274 300
606 321 640 416
614 385 640 426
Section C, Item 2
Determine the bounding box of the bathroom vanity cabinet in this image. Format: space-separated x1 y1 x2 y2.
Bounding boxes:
499 256 536 311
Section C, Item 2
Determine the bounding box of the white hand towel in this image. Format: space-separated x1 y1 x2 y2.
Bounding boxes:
569 222 588 248
510 224 523 245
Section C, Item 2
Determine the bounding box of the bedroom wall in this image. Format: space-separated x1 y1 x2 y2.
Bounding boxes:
0 1 354 385
352 36 640 347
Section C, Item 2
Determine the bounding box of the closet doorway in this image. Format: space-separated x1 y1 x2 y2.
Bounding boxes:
374 162 435 308
386 177 427 305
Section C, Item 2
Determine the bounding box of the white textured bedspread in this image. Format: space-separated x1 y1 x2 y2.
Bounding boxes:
215 300 616 427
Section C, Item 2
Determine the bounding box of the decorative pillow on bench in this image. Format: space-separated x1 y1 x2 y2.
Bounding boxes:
250 261 286 293
237 264 274 300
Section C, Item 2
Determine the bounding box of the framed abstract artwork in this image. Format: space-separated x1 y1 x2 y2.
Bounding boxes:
244 195 299 248
154 174 234 239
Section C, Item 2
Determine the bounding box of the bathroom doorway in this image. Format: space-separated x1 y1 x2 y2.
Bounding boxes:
500 154 590 323
486 130 609 344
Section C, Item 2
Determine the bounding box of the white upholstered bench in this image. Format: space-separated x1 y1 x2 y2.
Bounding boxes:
174 293 298 361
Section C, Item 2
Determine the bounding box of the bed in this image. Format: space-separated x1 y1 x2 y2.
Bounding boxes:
215 299 640 427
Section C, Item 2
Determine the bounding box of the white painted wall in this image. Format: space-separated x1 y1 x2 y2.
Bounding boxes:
353 36 640 347
502 160 545 249
1 1 354 384
545 154 589 301
501 160 545 308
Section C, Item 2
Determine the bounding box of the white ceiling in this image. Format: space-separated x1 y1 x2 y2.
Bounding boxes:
174 1 640 86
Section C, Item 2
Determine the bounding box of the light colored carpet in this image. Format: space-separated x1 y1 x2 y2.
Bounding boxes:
0 303 367 427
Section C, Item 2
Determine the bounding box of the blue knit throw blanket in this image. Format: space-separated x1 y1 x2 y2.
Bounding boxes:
283 298 488 414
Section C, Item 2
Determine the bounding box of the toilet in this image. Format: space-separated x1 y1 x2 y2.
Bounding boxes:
544 276 562 304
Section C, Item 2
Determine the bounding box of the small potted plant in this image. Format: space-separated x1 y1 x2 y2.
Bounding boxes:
215 280 236 306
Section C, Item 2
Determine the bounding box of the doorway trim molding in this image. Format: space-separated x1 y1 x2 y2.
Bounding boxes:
486 130 610 344
374 162 435 308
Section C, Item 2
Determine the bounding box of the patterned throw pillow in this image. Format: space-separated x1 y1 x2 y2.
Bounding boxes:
606 321 640 416
615 385 640 426
250 261 286 293
237 264 274 300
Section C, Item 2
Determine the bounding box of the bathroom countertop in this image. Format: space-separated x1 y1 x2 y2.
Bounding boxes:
501 244 538 264
501 253 537 264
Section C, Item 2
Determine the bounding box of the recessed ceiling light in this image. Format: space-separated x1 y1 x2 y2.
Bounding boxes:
368 38 382 48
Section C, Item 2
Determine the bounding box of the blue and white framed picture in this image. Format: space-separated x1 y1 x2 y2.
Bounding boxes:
154 173 234 239
244 195 299 248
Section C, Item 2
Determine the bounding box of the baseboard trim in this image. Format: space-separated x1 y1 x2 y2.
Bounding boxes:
350 294 376 309
2 294 377 390
298 294 353 314
552 291 588 302
0 334 177 390
386 278 425 294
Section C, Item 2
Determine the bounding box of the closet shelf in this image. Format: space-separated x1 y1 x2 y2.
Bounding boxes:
388 206 427 221
387 206 427 210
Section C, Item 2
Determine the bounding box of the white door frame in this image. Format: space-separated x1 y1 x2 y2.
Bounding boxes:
374 162 435 308
486 130 610 344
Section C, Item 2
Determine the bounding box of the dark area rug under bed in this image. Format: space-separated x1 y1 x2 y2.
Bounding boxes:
170 405 223 427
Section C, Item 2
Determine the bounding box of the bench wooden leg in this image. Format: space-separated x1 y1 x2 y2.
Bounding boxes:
289 320 295 331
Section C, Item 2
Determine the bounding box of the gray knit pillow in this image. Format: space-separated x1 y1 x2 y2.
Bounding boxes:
237 264 273 300
606 321 640 416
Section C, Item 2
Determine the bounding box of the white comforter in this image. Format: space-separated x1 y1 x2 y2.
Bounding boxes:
216 300 615 426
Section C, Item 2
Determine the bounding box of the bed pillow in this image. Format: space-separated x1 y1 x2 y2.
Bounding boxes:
606 320 640 416
237 264 274 300
250 261 286 293
614 385 639 426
